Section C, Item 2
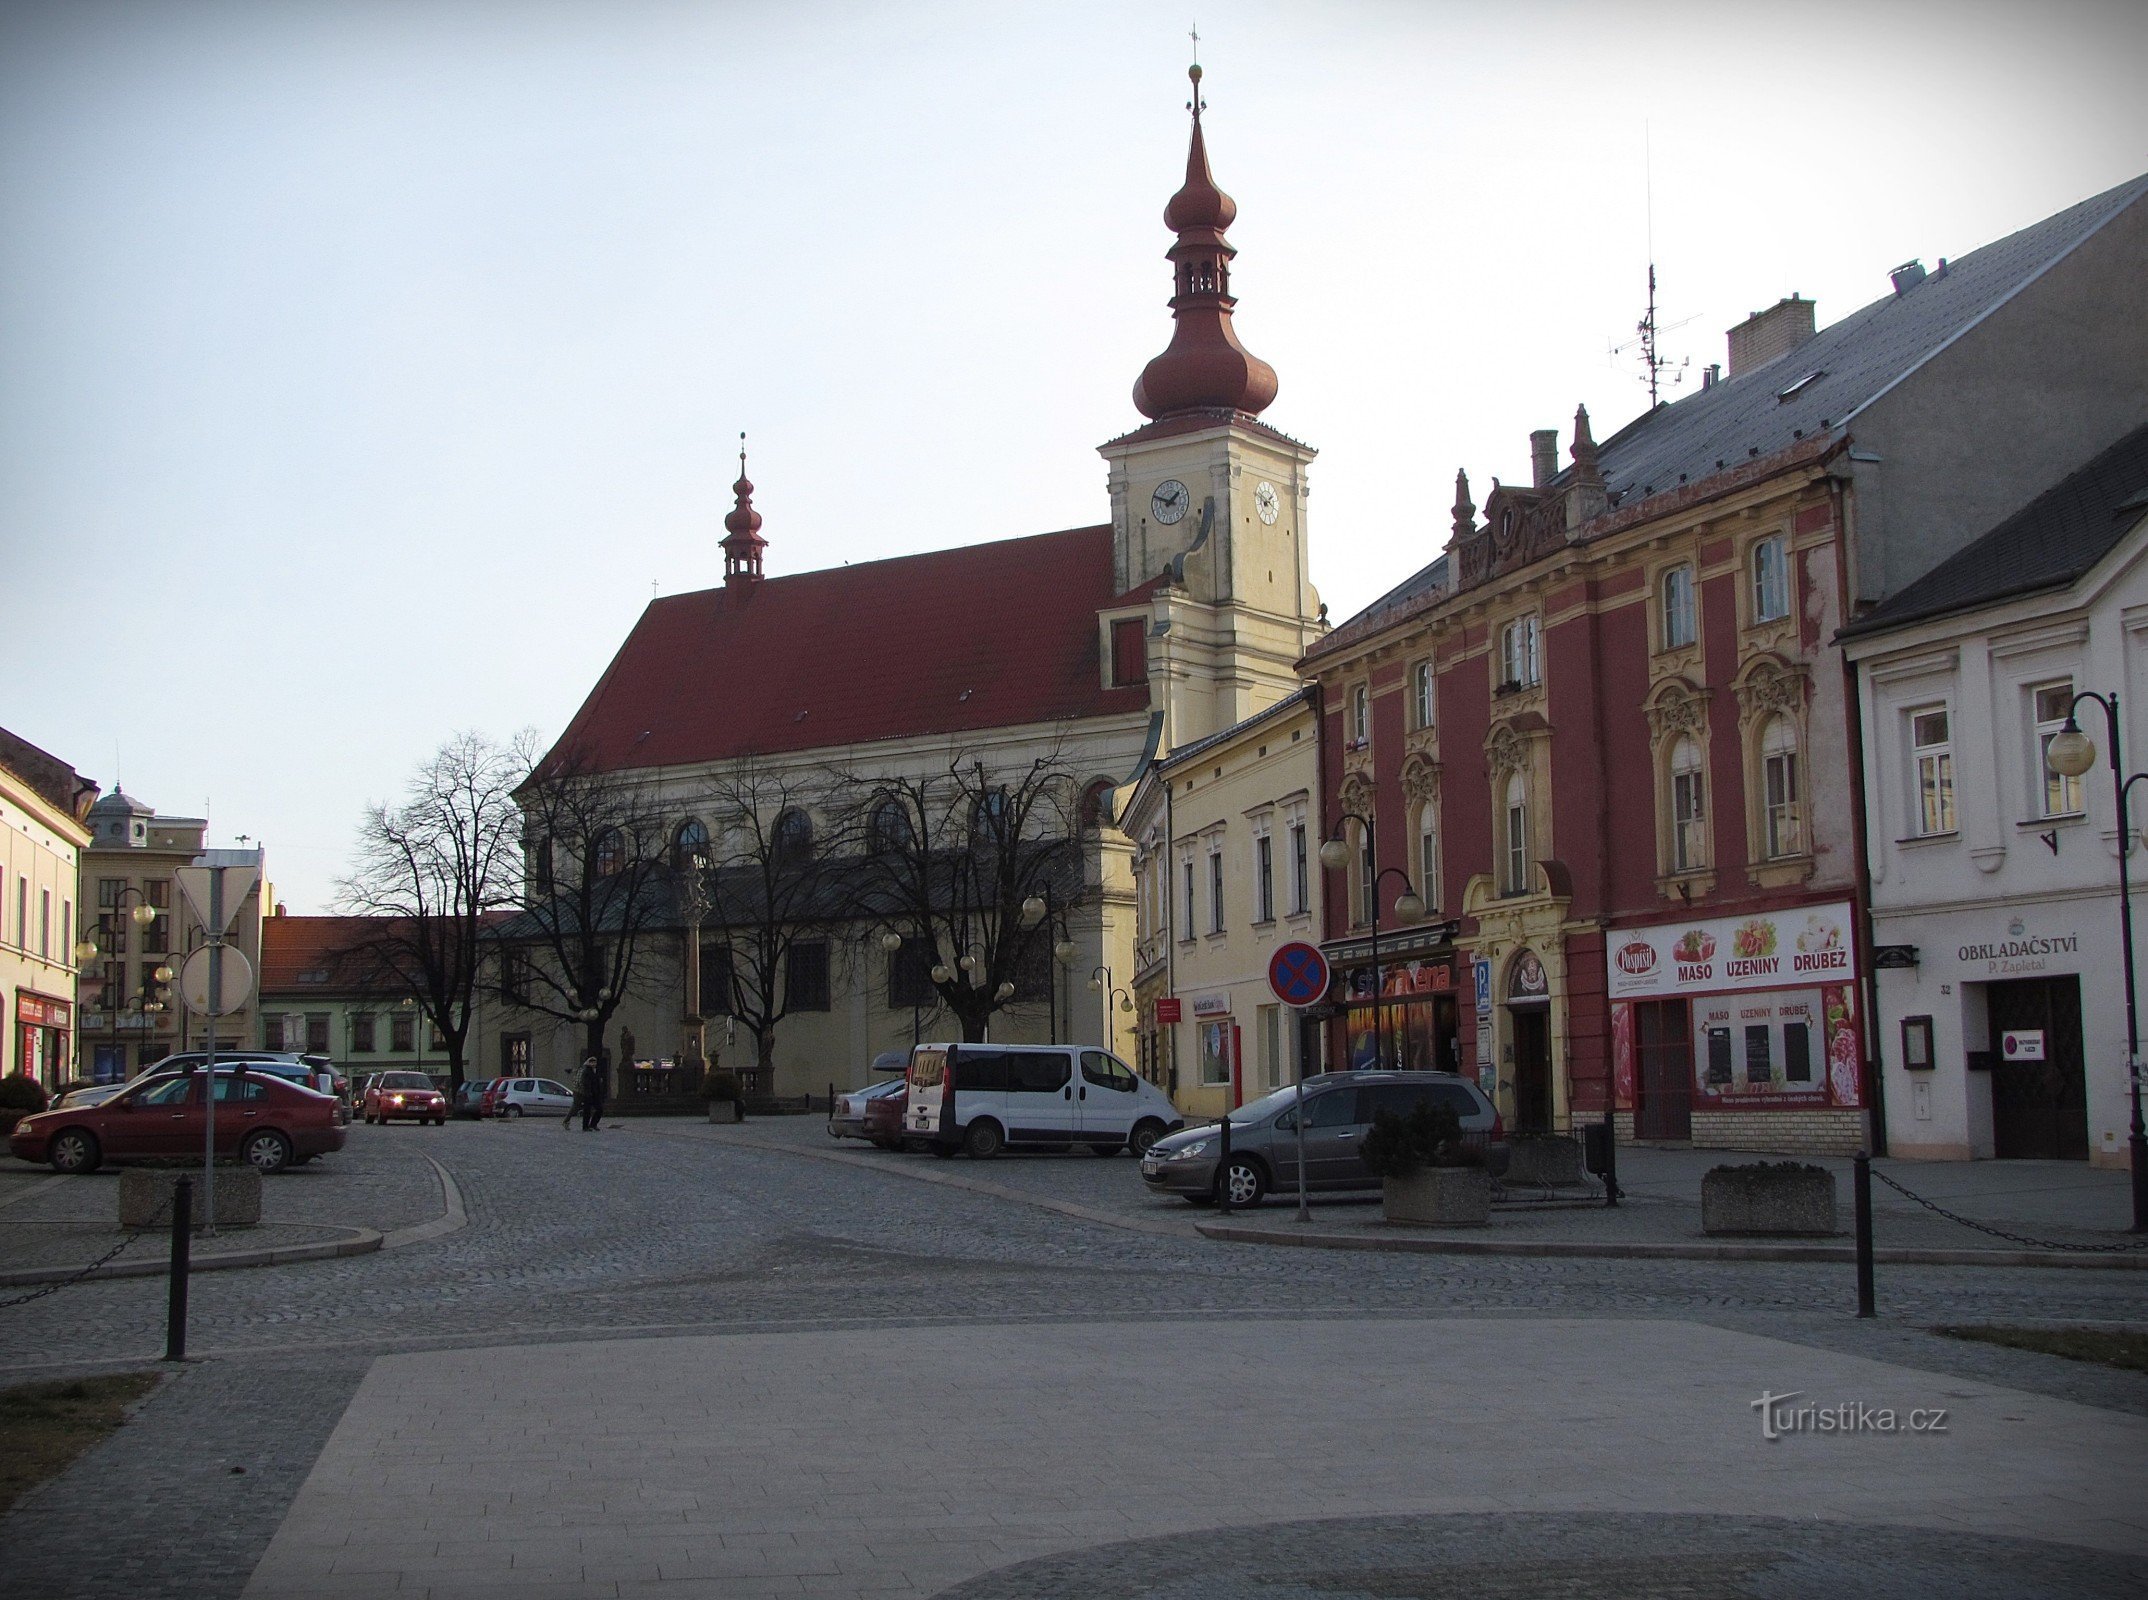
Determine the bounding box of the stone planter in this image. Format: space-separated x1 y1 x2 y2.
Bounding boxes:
1381 1167 1491 1227
1504 1133 1584 1187
118 1167 262 1230
706 1101 741 1124
1701 1163 1837 1237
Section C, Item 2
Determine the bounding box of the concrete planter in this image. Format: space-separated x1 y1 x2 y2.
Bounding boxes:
706 1101 742 1124
1381 1167 1491 1227
118 1167 263 1231
1702 1163 1837 1237
1504 1133 1585 1187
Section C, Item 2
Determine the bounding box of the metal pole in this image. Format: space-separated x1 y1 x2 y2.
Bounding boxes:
1602 1109 1620 1207
2105 696 2148 1232
1294 1009 1310 1222
164 1174 192 1361
203 870 221 1236
1853 1152 1875 1318
1217 1091 1232 1213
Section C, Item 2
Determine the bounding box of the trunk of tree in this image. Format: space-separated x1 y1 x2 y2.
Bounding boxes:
754 1027 776 1093
956 1005 989 1043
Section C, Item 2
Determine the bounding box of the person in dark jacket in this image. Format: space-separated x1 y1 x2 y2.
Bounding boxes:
578 1057 607 1130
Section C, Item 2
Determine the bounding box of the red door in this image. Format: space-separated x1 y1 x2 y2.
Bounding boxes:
1634 999 1693 1141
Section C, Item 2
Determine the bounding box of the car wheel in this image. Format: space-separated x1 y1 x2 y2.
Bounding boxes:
433 1117 446 1127
1128 1119 1167 1157
963 1119 1005 1160
1215 1156 1267 1208
1088 1141 1124 1156
49 1128 101 1175
506 1105 524 1118
241 1130 293 1175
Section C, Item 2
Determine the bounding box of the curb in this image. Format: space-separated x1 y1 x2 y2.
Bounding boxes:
1194 1221 2148 1270
382 1154 470 1249
0 1227 382 1287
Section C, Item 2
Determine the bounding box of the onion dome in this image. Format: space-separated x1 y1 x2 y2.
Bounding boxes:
720 434 766 588
1131 65 1279 421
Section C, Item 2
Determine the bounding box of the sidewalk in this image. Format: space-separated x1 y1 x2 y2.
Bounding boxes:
0 1132 459 1285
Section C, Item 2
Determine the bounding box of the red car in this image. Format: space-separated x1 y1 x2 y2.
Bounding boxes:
8 1067 349 1175
362 1071 448 1125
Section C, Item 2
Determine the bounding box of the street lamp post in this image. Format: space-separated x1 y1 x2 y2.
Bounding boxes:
2046 693 2148 1231
1318 813 1425 1070
73 889 162 1083
1021 891 1079 1044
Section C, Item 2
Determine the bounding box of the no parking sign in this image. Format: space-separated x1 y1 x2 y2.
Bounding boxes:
1268 942 1331 1007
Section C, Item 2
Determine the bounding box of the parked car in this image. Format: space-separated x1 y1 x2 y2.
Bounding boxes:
452 1078 501 1120
9 1066 349 1175
71 1052 350 1123
483 1077 576 1118
363 1071 448 1125
828 1077 909 1147
1139 1071 1505 1207
904 1043 1181 1159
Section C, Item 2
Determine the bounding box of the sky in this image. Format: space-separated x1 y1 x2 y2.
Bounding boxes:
4 0 2144 913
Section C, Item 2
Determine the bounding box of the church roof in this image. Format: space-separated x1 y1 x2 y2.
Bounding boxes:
545 524 1158 775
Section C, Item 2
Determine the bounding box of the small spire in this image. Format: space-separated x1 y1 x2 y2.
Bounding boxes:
1451 469 1476 541
1570 405 1603 485
721 430 767 588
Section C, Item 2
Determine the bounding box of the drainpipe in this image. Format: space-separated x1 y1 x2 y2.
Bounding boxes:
1832 463 1889 1155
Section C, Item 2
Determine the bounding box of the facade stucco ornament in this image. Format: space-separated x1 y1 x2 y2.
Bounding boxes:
1337 770 1373 816
1485 722 1527 780
1400 755 1442 807
1734 656 1809 718
1645 681 1707 739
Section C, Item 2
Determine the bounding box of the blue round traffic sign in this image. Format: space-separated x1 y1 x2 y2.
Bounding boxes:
1268 941 1331 1007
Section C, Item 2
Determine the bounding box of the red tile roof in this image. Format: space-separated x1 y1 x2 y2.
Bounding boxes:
546 524 1157 774
259 916 381 993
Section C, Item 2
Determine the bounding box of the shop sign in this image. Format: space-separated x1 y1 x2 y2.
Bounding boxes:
1155 997 1183 1024
1957 932 2079 976
2001 1030 2046 1062
15 992 71 1029
1191 992 1231 1018
1605 902 1856 999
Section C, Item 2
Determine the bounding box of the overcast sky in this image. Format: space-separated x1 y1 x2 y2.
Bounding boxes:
4 0 2143 912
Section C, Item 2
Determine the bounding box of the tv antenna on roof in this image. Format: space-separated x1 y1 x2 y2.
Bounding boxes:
1609 127 1694 406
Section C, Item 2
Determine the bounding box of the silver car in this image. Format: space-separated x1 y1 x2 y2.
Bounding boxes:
1139 1070 1505 1207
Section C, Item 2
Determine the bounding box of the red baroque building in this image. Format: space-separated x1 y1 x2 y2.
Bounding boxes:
1300 174 2147 1154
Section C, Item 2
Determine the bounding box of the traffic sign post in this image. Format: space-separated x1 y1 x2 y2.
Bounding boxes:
1267 942 1331 1223
175 853 263 1235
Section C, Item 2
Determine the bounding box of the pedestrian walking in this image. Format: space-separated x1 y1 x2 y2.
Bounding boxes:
579 1056 607 1131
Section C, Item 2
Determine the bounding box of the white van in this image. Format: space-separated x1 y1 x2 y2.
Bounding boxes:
905 1042 1182 1159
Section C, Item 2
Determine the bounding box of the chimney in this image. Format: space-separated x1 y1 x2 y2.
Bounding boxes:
1726 294 1817 378
1889 259 1926 296
1529 429 1558 489
1702 363 1721 390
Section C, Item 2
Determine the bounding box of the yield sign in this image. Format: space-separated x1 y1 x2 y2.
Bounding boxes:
174 852 263 936
1268 941 1331 1007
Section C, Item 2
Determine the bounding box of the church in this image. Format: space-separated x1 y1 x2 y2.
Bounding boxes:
479 65 1328 1097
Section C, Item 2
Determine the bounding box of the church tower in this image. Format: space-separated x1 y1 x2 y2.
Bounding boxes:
1099 62 1323 746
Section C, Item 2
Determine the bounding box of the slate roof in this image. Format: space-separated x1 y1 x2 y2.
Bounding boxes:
1839 423 2148 637
1318 170 2148 651
547 525 1160 775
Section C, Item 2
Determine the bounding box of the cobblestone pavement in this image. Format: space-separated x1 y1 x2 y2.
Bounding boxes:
0 1117 2143 1599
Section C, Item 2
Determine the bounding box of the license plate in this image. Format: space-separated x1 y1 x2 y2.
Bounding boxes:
1141 1159 1162 1177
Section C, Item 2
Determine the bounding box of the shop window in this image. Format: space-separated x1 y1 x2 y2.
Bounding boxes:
1910 706 1956 836
2033 682 2084 817
1750 536 1789 623
1198 1019 1231 1086
1660 564 1696 649
1670 736 1707 871
787 940 831 1011
1760 717 1803 858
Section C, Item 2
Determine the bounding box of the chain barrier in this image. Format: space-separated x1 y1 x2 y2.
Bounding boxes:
0 1188 177 1311
1867 1165 2148 1254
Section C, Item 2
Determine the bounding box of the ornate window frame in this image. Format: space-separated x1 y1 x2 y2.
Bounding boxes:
1644 679 1715 897
1485 720 1547 900
1734 654 1813 887
1401 755 1442 913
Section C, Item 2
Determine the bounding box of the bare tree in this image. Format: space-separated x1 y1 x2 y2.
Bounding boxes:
337 731 531 1090
507 746 674 1067
833 749 1088 1044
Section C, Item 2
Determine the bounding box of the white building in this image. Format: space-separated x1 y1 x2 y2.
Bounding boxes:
0 729 95 1088
1843 424 2148 1167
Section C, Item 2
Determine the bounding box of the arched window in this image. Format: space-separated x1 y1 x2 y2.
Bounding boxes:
1416 801 1440 910
773 809 813 861
1669 736 1706 871
672 818 709 875
869 798 913 856
1503 771 1529 895
1760 717 1802 858
1660 564 1696 649
1751 536 1789 623
592 829 623 878
972 788 1010 845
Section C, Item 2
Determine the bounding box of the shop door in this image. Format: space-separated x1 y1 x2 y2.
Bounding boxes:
1511 1006 1552 1132
1634 999 1693 1141
1987 978 2088 1161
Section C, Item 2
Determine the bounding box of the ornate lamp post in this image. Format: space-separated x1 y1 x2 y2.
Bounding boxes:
2046 696 2148 1231
1021 892 1079 1043
1318 812 1425 1070
73 891 160 1081
679 848 713 1084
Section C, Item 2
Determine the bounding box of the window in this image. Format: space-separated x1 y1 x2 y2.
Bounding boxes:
1499 616 1540 688
1751 536 1789 623
1660 564 1695 650
1255 833 1274 923
1111 617 1147 686
1784 1020 1813 1083
39 888 50 958
61 901 70 967
351 1013 376 1053
1181 855 1196 943
390 1012 415 1053
1670 735 1707 871
701 942 735 1015
529 837 553 897
502 1034 531 1073
1761 716 1803 858
787 940 831 1011
1503 772 1530 895
773 809 814 860
1417 804 1439 907
98 878 121 911
869 798 913 855
13 877 23 949
672 818 710 874
1082 1050 1138 1093
1198 1020 1231 1086
1207 842 1225 934
2034 683 2084 817
306 1014 331 1054
1358 823 1376 926
1351 685 1370 746
143 879 169 954
1289 820 1308 915
1258 1004 1282 1091
888 936 934 1009
1412 661 1434 730
592 829 624 877
1911 707 1955 836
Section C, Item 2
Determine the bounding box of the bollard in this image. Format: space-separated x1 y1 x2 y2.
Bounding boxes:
165 1176 193 1362
1853 1152 1875 1318
1602 1111 1621 1207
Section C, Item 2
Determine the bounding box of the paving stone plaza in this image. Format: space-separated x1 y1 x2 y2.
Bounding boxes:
1 1117 2144 1597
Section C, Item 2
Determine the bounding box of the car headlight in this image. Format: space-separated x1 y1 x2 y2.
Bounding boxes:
390 1095 404 1105
1165 1139 1210 1161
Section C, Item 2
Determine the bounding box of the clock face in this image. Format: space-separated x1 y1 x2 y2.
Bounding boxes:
1254 481 1280 524
1151 479 1190 525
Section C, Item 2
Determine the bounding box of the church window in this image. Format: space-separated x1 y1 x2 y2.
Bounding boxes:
672 818 709 875
786 940 831 1012
592 830 624 878
1111 618 1148 687
773 809 814 861
869 798 914 855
